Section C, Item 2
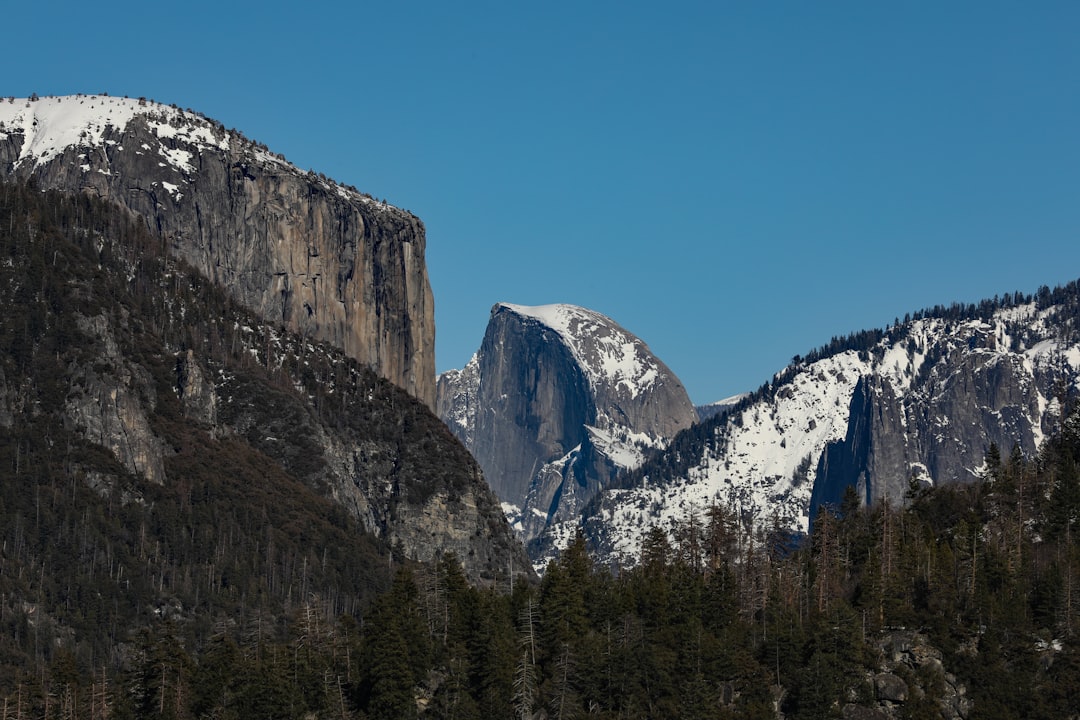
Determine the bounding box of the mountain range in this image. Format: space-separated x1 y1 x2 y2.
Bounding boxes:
434 286 1080 571
2 93 1080 718
535 288 1080 567
6 95 1080 579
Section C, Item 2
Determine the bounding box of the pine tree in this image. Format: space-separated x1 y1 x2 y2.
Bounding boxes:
360 605 417 720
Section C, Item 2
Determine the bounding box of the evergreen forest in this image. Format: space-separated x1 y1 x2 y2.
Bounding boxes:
5 415 1080 719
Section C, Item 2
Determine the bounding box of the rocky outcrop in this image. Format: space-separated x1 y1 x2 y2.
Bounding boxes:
176 349 218 427
812 317 1064 516
438 303 697 546
842 630 971 720
436 353 479 448
0 95 434 405
812 375 913 512
66 314 167 485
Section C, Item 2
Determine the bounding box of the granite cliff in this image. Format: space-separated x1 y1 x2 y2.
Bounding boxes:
0 94 434 405
438 303 697 547
0 178 528 584
810 306 1069 516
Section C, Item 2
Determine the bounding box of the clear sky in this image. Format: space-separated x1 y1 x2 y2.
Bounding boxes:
7 2 1080 404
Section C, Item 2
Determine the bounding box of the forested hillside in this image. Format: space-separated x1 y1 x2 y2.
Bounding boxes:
9 405 1074 719
364 412 1080 720
0 181 524 719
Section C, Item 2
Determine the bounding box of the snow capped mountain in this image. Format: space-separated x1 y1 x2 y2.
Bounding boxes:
540 287 1080 569
0 94 436 405
2 94 223 176
696 392 750 421
437 303 697 555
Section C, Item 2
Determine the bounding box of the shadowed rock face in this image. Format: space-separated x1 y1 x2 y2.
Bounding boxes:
471 307 595 507
812 338 1050 516
438 303 697 543
0 95 434 406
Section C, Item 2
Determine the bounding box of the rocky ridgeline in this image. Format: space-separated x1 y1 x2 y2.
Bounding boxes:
558 290 1080 568
811 311 1074 514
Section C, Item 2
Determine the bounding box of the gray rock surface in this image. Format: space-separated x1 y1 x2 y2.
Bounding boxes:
436 353 479 449
872 631 970 720
0 95 435 406
438 303 697 546
873 673 909 703
812 317 1066 516
65 314 167 485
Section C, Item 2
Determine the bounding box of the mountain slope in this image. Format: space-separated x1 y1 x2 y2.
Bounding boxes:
0 181 528 616
0 94 435 405
438 303 697 549
547 286 1080 567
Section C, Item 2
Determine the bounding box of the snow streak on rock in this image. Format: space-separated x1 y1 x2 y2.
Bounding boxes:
500 303 661 399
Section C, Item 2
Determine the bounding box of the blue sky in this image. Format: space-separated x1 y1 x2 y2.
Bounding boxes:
8 2 1080 403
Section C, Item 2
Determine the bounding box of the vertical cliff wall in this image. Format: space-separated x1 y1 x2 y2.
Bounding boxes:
812 331 1055 516
0 95 435 405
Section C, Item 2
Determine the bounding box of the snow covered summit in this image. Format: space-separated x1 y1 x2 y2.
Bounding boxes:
437 302 697 555
0 94 436 405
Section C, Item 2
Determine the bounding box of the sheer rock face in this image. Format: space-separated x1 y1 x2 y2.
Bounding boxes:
0 95 434 406
438 303 697 544
812 321 1058 516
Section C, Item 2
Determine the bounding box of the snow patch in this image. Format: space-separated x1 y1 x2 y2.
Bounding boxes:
0 95 401 212
499 303 664 399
